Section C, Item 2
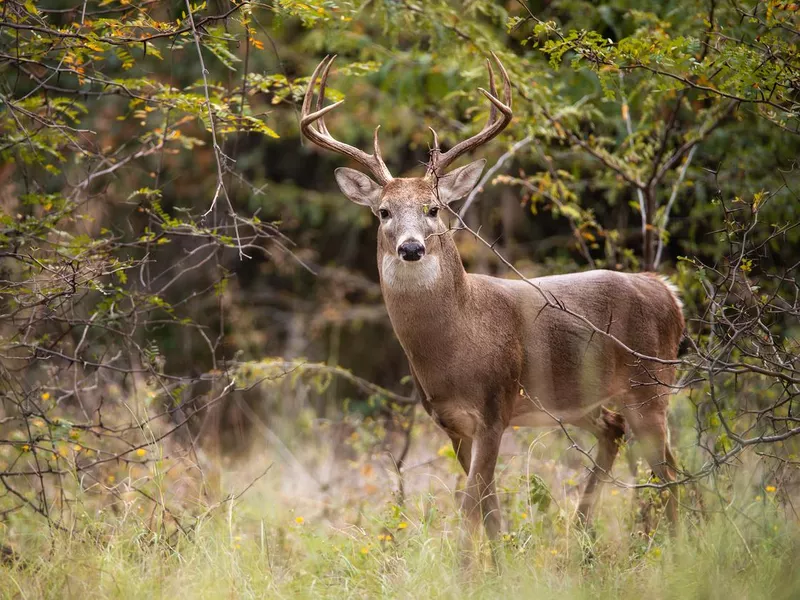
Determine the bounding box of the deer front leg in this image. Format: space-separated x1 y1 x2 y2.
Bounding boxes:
457 426 502 566
413 361 477 477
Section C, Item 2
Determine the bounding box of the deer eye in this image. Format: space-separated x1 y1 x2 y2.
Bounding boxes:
378 208 391 220
427 206 440 218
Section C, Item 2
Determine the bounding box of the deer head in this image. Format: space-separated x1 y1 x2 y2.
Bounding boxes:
300 54 512 270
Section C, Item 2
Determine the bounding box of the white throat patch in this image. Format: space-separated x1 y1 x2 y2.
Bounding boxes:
381 254 441 292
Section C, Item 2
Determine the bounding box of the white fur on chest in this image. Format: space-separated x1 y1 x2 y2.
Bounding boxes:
381 254 441 292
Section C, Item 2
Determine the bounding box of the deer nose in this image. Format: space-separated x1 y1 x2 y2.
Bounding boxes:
398 240 425 262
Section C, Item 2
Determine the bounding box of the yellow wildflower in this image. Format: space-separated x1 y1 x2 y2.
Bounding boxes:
397 522 408 530
360 546 370 555
765 485 777 493
21 444 30 452
295 516 304 525
437 444 453 457
135 448 147 457
41 392 50 401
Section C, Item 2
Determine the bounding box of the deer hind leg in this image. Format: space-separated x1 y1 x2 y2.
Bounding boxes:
623 386 679 532
576 407 626 528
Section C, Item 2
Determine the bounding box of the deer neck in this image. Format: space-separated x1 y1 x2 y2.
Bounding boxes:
378 232 469 358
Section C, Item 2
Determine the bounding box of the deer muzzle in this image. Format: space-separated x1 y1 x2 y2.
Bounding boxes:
398 240 425 262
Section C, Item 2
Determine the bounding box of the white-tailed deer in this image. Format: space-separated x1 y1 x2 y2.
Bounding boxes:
301 54 684 551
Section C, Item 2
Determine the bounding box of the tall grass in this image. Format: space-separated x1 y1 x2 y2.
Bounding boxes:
2 435 798 600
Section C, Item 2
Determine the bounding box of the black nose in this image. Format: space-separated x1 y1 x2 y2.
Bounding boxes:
398 240 425 262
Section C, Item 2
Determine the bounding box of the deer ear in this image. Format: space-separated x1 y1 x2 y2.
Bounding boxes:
334 168 383 208
436 159 486 204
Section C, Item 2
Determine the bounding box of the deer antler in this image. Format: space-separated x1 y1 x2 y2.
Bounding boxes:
300 55 394 186
426 52 513 178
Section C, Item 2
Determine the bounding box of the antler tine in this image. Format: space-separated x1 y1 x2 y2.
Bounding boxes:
485 52 513 122
300 56 393 185
300 56 344 140
426 52 513 178
491 51 512 109
301 55 332 120
373 125 383 161
485 57 498 126
428 127 440 150
315 55 334 136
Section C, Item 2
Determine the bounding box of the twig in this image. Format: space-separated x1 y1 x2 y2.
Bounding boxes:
183 0 246 259
654 144 697 268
